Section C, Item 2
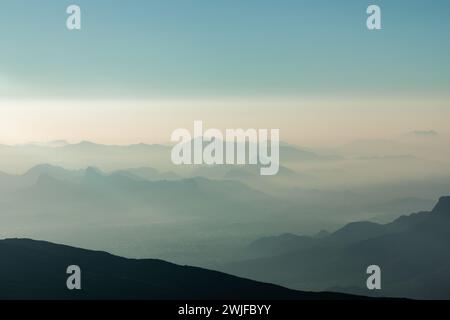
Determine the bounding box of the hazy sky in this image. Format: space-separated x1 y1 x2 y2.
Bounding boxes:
1 98 449 146
1 0 449 144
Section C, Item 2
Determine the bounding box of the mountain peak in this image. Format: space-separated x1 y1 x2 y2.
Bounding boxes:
432 196 450 215
24 164 67 178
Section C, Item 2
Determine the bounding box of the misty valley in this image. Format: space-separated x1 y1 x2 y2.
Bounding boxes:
1 0 450 306
0 135 450 300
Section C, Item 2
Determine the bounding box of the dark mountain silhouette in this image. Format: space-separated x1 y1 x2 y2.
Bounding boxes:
326 221 387 245
0 238 363 300
225 197 450 299
431 196 450 215
245 221 392 258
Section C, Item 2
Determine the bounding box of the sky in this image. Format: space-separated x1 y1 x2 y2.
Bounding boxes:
0 0 449 144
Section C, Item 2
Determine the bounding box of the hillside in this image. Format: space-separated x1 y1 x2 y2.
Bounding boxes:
0 238 361 300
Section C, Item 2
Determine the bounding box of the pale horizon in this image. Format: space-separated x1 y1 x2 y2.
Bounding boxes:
2 97 449 147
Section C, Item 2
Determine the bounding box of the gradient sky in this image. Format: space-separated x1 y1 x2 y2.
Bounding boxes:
1 0 450 98
0 0 449 144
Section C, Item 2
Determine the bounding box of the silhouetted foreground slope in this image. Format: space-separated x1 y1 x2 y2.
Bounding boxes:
0 239 362 300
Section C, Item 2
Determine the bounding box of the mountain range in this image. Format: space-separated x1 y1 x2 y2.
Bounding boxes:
222 196 450 299
0 140 336 174
1 161 449 299
0 163 292 265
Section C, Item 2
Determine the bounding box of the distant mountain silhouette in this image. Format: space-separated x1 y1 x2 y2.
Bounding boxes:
245 221 391 258
0 239 363 300
225 197 450 299
0 140 339 176
0 164 293 265
12 164 271 210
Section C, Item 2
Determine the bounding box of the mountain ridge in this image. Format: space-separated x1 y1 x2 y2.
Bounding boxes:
0 238 366 300
224 196 450 299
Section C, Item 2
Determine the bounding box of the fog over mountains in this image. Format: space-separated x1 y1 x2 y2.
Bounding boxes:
222 197 450 299
0 138 449 299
